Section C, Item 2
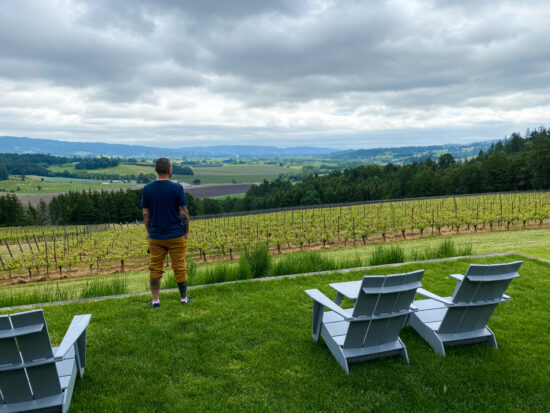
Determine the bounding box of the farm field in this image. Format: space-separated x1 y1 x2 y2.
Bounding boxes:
46 161 295 185
2 255 548 412
0 176 134 195
178 163 295 184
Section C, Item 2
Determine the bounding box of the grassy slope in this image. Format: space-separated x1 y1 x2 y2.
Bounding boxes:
3 228 549 297
4 256 548 412
0 176 134 195
322 227 550 260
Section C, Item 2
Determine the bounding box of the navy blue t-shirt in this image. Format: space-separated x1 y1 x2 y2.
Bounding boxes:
140 180 188 240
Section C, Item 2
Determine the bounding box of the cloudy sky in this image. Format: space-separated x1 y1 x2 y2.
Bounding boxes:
0 0 549 149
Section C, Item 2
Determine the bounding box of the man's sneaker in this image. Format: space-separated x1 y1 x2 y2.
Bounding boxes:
148 300 160 308
180 297 194 305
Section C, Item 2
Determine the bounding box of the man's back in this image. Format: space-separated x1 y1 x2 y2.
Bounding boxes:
140 180 188 239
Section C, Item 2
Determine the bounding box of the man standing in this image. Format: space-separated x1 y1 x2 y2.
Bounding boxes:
141 158 193 308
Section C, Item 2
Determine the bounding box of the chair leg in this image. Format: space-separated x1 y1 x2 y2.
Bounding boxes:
321 330 350 374
486 326 498 349
409 313 447 356
312 301 324 343
398 337 410 364
432 339 446 357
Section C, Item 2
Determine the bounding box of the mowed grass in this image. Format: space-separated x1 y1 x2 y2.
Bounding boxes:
0 176 134 195
181 163 295 184
3 256 548 412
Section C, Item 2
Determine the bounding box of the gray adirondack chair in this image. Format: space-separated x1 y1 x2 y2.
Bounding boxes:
305 270 424 373
0 309 91 413
408 261 521 356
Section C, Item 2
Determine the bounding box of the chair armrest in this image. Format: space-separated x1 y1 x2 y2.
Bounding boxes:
450 274 464 281
503 294 511 301
54 314 92 360
305 289 350 319
416 288 454 305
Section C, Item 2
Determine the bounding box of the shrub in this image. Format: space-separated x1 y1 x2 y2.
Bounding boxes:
270 251 334 276
244 245 272 278
368 244 405 266
79 277 128 298
408 240 475 261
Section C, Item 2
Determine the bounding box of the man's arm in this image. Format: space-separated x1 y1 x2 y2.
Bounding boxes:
179 206 189 237
142 208 150 238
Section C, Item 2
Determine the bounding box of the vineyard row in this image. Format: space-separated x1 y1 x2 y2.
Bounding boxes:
0 192 548 280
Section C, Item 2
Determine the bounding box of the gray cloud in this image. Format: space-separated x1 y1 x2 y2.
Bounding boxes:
0 0 549 147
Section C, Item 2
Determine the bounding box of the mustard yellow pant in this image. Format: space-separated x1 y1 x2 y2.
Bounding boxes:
148 236 187 283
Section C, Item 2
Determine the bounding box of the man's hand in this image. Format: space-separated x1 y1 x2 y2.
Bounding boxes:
179 206 189 219
143 208 150 237
180 206 190 238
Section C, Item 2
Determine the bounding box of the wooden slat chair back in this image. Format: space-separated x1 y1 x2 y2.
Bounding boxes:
344 271 423 350
305 270 423 373
0 309 91 413
409 261 521 356
438 261 521 335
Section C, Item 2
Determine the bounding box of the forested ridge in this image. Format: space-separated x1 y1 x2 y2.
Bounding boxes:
0 128 548 225
195 128 550 214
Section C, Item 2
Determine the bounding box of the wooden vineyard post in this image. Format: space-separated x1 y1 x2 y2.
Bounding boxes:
5 240 13 258
0 253 9 278
44 235 50 278
26 235 34 253
33 234 40 251
16 238 24 253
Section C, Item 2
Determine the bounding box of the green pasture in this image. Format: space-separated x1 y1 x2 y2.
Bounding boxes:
46 162 295 184
2 255 548 412
178 163 295 184
0 176 134 195
47 162 154 176
209 193 247 200
27 175 103 184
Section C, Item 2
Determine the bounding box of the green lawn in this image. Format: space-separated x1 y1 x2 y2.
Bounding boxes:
3 255 548 412
0 176 135 195
322 227 550 260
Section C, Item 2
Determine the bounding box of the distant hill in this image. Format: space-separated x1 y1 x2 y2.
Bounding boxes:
0 135 495 163
327 142 495 163
0 136 334 158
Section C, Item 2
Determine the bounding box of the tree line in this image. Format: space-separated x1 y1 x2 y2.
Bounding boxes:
74 157 120 170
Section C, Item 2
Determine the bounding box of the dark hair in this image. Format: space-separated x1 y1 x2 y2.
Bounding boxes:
155 158 171 175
